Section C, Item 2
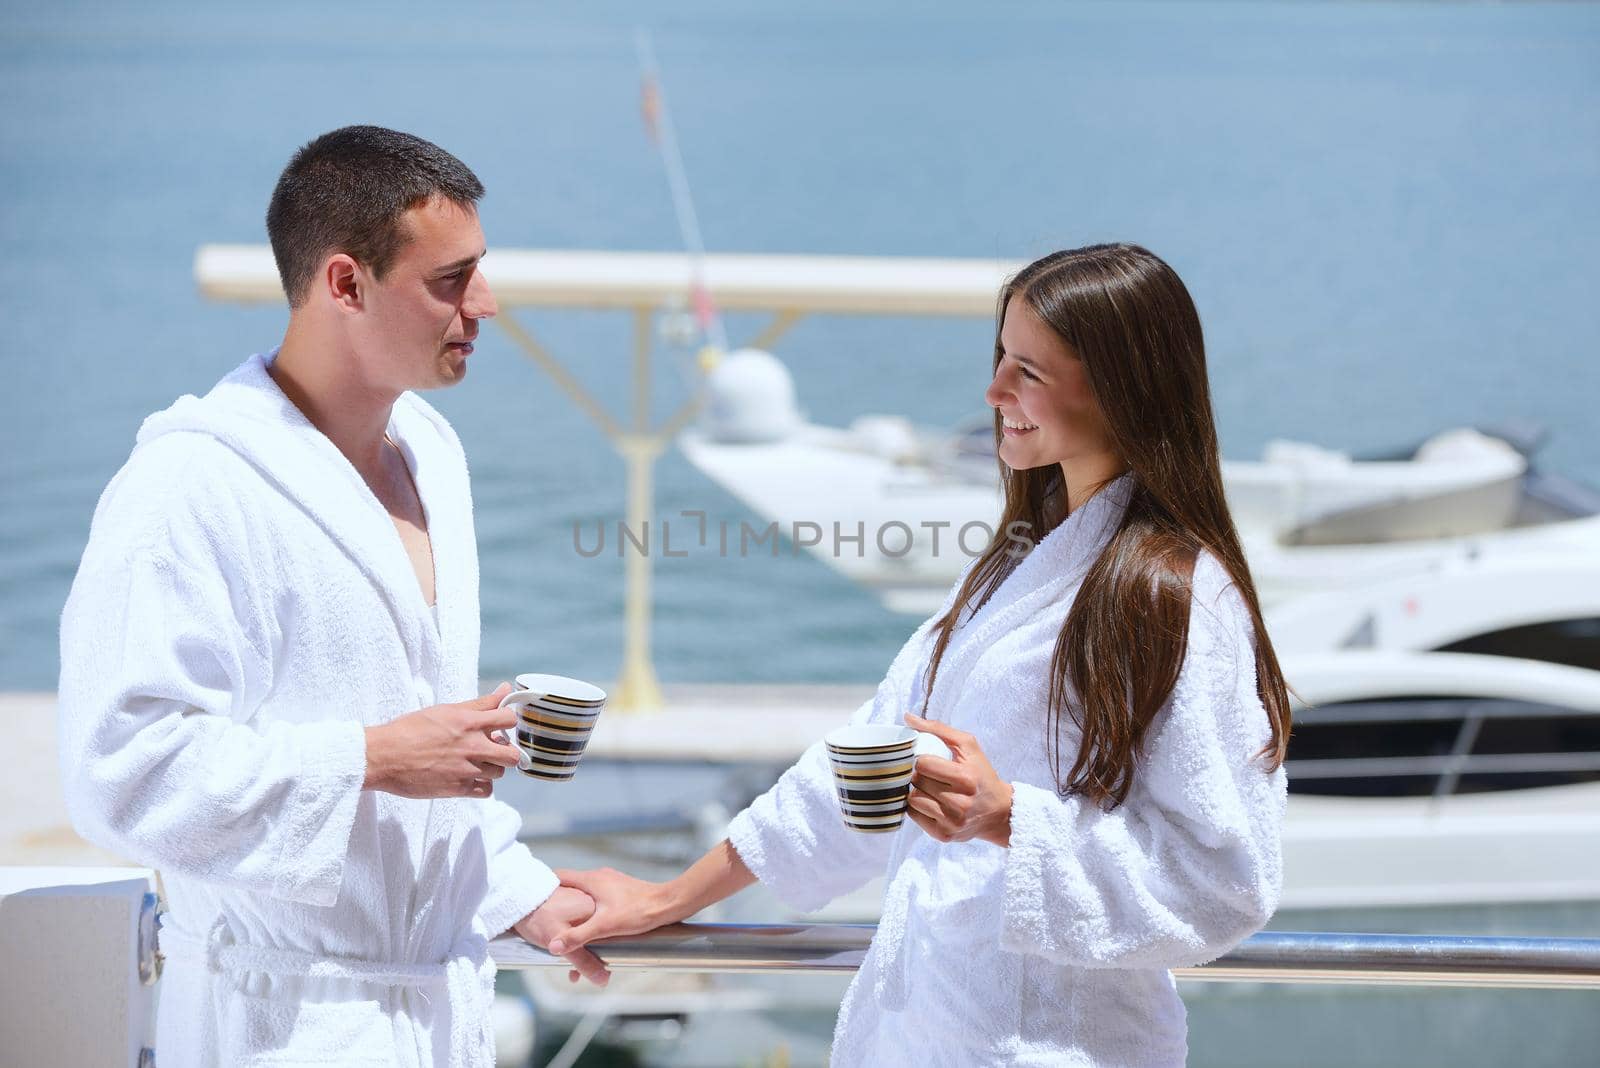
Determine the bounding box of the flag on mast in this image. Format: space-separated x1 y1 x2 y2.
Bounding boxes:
641 76 662 143
636 26 728 358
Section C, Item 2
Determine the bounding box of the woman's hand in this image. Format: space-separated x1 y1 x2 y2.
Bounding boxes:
904 714 1014 847
512 885 612 985
545 867 678 960
363 683 520 798
546 843 758 985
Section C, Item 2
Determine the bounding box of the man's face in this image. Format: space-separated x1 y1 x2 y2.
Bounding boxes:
358 196 498 391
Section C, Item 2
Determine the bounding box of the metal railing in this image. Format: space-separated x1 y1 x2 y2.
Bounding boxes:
491 923 1600 990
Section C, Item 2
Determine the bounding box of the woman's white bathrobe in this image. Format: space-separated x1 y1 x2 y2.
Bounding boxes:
727 476 1286 1067
58 353 558 1068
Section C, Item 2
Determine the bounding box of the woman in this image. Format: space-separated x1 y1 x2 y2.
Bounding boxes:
551 243 1291 1067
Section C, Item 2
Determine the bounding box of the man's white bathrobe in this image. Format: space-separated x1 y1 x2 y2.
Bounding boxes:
59 353 558 1068
728 476 1287 1067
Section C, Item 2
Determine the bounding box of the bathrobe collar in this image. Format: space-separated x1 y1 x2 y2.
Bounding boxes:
923 473 1133 719
135 351 475 687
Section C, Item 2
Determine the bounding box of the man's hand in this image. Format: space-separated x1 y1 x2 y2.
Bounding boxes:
363 683 521 798
544 867 678 967
543 843 755 986
512 886 611 986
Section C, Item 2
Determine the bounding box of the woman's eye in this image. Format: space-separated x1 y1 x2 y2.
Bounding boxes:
1018 365 1038 381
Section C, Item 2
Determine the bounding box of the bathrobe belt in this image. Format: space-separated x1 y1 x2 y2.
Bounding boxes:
160 915 497 1068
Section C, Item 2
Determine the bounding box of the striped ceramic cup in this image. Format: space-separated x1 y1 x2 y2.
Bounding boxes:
499 674 607 782
825 724 952 833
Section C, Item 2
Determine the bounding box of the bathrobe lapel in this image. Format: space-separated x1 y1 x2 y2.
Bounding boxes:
162 354 450 684
380 396 484 967
921 476 1132 725
181 356 493 1004
874 475 1133 1010
387 398 480 695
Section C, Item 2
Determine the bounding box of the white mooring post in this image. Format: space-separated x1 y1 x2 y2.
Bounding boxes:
0 867 159 1067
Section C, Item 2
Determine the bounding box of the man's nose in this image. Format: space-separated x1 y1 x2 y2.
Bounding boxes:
464 268 498 320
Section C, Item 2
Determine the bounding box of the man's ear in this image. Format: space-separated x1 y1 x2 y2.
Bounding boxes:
323 254 363 313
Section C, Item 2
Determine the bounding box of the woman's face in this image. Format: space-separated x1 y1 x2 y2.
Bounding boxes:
985 295 1118 474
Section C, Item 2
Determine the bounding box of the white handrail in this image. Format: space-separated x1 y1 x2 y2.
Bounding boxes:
489 924 1600 990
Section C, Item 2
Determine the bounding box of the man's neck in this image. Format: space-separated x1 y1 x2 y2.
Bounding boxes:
271 323 397 474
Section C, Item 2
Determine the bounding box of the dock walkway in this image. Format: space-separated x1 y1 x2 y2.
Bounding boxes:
3 686 868 866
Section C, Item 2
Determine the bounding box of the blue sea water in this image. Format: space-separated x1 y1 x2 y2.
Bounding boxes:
2 0 1598 691
5 6 1600 1065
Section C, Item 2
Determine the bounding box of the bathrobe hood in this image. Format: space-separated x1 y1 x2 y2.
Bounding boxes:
134 351 475 690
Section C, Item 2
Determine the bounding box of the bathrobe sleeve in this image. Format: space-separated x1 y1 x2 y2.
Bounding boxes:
474 798 560 936
727 613 941 913
999 558 1287 969
725 729 882 913
59 546 368 908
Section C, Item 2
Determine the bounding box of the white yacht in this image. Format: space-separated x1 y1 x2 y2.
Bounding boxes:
679 350 1600 640
1267 553 1600 669
755 650 1600 918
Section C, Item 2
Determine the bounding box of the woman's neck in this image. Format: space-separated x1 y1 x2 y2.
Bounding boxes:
1059 453 1128 516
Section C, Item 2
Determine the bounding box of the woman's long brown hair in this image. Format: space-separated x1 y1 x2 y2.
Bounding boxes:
919 244 1291 808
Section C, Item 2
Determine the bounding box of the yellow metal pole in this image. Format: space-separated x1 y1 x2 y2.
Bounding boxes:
494 306 678 714
494 312 625 441
742 308 805 352
632 306 652 433
655 395 703 444
615 434 665 714
612 307 666 714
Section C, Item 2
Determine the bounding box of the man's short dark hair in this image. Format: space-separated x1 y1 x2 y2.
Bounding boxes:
267 125 485 307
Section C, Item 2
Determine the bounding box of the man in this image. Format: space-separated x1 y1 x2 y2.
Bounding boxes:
59 125 606 1068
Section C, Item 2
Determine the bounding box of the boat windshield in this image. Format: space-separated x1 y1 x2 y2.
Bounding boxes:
1287 696 1600 798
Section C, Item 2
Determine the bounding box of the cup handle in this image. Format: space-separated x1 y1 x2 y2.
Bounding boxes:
497 690 537 770
912 732 953 764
